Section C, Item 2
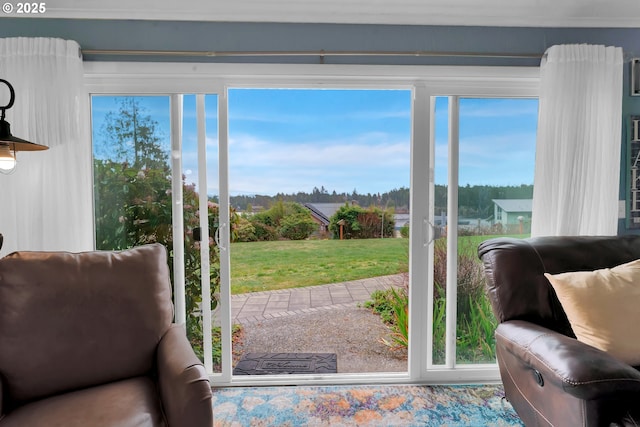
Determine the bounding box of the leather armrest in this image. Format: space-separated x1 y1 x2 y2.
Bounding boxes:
157 324 213 427
497 320 640 400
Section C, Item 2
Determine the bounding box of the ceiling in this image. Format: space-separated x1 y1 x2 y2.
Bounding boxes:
29 0 640 27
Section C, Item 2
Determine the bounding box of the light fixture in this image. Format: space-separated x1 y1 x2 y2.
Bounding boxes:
0 144 16 171
0 79 48 173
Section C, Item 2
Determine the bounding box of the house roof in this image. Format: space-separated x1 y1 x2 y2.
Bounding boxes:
492 199 533 213
305 203 412 229
304 203 346 225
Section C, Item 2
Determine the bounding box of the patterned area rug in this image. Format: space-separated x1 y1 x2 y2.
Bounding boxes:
212 384 524 426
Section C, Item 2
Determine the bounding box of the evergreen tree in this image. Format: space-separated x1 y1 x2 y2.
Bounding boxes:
97 98 168 169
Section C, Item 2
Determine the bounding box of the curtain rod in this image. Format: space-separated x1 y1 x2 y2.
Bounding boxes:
81 49 543 60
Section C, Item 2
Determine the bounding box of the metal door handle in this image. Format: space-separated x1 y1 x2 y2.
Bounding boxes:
423 218 435 247
215 223 227 251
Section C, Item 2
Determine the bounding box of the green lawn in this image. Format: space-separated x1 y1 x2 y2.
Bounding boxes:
230 238 409 294
229 234 529 294
458 234 529 255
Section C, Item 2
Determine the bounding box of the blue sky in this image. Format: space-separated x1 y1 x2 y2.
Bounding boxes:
92 91 538 197
226 89 411 196
434 96 538 188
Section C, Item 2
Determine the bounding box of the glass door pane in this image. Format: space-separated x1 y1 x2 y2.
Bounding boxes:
455 97 537 365
431 96 449 366
227 88 412 377
92 95 173 250
429 96 538 367
92 94 224 373
181 94 221 373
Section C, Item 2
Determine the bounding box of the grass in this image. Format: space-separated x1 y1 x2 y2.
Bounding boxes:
230 238 409 294
230 234 528 294
458 234 529 255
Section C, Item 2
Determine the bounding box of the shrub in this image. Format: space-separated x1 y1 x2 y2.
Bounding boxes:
432 294 447 363
365 286 409 351
456 295 496 362
212 324 243 372
400 224 409 238
93 159 240 366
431 237 497 364
365 236 497 363
251 210 277 228
278 212 318 240
363 289 396 324
250 221 279 241
235 216 257 242
364 273 409 351
432 237 486 315
329 204 394 239
380 287 409 351
247 201 317 241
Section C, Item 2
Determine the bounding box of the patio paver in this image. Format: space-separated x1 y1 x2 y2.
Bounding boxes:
229 273 404 324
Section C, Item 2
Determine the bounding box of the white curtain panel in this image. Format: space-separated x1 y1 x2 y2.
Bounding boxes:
0 38 93 255
531 44 623 237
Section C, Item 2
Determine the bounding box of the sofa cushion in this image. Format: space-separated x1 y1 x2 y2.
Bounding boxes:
0 244 174 405
544 259 640 365
0 376 166 427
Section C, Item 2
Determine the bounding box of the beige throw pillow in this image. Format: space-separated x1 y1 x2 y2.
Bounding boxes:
544 259 640 366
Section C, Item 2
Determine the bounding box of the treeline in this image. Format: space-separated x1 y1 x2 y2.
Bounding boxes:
230 184 533 219
231 186 410 212
436 184 533 218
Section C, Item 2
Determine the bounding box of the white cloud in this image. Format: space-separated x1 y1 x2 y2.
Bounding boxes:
229 108 410 125
229 133 408 168
433 99 538 120
434 132 536 185
460 101 539 118
226 133 410 195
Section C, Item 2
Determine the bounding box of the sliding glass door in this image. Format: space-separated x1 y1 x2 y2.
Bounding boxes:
87 62 539 385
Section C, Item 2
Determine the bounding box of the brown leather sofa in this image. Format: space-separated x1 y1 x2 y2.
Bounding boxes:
478 235 640 427
0 244 213 427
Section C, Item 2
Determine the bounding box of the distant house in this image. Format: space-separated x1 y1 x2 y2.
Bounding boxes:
394 213 410 231
492 199 532 230
304 203 345 233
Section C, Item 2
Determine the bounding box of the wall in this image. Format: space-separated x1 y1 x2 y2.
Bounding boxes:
2 19 640 66
3 19 640 233
621 62 640 234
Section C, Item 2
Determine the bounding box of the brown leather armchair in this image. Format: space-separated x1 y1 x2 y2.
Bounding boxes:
0 244 213 427
478 235 640 427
